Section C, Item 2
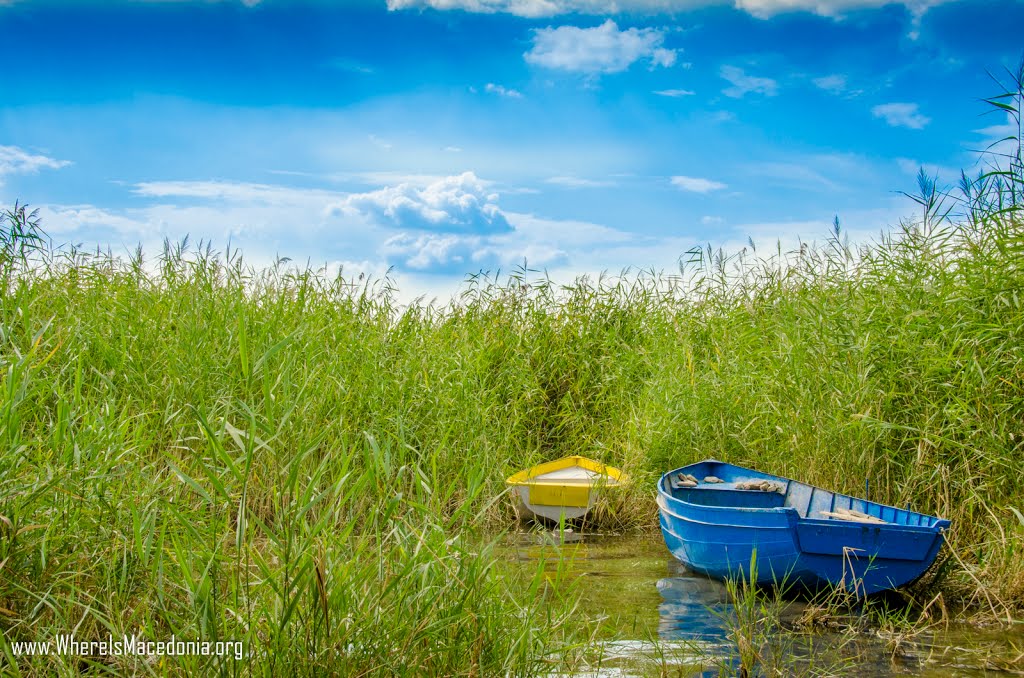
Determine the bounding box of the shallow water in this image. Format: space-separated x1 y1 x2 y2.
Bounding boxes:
501 532 1024 676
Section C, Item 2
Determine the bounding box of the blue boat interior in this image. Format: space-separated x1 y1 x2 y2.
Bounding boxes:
663 460 948 530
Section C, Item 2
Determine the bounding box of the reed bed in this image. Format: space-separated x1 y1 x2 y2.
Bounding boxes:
2 63 1023 674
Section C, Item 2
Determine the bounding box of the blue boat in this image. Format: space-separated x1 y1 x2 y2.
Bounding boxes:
657 460 950 595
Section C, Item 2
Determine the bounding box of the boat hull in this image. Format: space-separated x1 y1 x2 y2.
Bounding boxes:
512 485 593 522
657 460 949 595
506 455 626 523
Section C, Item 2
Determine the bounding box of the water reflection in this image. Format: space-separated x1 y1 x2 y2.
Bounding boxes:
501 532 1023 677
656 570 732 643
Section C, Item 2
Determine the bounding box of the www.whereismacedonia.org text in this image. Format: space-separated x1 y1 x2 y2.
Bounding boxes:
12 634 245 660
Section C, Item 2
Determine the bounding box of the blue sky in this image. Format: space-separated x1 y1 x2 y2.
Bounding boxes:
1 0 1020 301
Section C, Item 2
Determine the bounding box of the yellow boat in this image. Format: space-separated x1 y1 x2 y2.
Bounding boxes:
505 455 627 522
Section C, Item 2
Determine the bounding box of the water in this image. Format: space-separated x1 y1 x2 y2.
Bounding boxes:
501 532 1024 676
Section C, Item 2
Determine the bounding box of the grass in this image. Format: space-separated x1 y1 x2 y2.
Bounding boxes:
713 555 852 677
1 62 1023 674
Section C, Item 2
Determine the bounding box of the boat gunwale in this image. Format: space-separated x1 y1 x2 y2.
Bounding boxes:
506 454 627 487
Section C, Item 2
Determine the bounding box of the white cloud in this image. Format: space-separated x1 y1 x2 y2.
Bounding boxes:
35 190 368 267
651 49 677 68
386 0 951 20
327 58 375 74
377 210 631 272
671 175 727 193
971 112 1019 162
380 209 642 273
741 0 955 21
872 102 930 130
895 158 921 176
26 170 919 307
654 88 696 97
745 161 840 190
716 203 914 261
507 211 629 244
132 180 341 205
720 65 778 98
387 0 565 17
336 172 511 233
382 233 487 270
812 74 847 94
973 113 1016 142
36 204 150 237
0 145 71 183
367 203 917 299
369 134 394 150
337 172 451 187
545 175 615 188
485 83 524 98
736 0 879 17
524 20 677 74
741 153 871 192
323 258 393 283
895 157 965 184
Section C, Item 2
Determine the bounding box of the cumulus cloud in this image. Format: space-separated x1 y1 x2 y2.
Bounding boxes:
382 233 488 270
671 175 727 193
720 65 778 98
336 172 512 233
525 20 677 74
379 210 635 273
872 102 930 129
485 83 523 98
0 145 71 183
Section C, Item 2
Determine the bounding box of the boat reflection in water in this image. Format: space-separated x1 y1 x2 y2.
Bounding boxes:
656 569 733 643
